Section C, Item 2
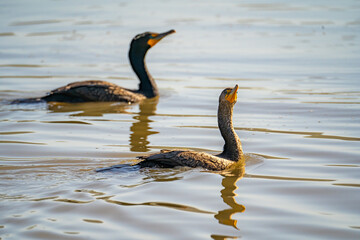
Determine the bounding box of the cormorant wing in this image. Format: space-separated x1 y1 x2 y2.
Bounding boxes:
44 80 143 102
137 150 232 170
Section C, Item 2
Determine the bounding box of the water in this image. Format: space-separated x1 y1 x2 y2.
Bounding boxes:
1 0 360 239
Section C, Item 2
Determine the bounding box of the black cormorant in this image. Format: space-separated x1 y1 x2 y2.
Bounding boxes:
136 85 243 171
13 29 175 103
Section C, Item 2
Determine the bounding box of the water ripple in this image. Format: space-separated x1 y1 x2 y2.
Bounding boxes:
54 198 93 204
99 196 215 214
0 131 34 135
0 140 46 145
245 173 334 182
0 32 15 37
178 125 360 141
9 19 66 26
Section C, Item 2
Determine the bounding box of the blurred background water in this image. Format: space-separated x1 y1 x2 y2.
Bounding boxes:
0 0 360 239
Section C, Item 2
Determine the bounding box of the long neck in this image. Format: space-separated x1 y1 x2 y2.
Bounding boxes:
129 48 158 98
217 103 243 162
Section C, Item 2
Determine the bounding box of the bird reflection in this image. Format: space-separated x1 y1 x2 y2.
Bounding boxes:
129 97 159 152
47 98 159 152
215 164 246 230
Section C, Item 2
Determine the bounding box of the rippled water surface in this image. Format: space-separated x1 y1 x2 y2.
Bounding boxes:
1 0 360 239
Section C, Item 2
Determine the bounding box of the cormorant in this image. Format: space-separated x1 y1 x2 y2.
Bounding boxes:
136 85 243 171
12 29 175 103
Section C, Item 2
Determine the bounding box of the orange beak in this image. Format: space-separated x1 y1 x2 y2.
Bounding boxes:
147 29 176 47
225 84 238 103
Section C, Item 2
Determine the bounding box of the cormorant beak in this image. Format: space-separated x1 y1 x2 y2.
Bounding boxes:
147 29 176 47
225 85 238 103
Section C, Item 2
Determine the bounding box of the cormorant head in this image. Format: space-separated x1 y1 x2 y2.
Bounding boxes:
220 85 238 105
130 29 176 55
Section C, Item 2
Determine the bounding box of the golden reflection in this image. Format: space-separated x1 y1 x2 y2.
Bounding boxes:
129 98 159 152
215 165 245 230
211 234 238 240
54 198 93 204
82 219 103 224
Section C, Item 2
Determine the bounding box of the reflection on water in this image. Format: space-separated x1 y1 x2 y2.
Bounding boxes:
97 162 246 234
211 234 239 240
129 98 159 152
48 98 159 152
47 101 131 116
1 0 360 239
215 166 246 230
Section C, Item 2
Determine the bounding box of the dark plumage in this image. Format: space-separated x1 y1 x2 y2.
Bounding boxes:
12 29 175 104
136 85 244 171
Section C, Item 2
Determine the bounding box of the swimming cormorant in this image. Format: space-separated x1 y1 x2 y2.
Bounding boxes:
13 29 175 103
136 85 243 171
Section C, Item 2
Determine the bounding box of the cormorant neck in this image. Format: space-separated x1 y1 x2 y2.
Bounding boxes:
217 103 243 162
129 47 158 98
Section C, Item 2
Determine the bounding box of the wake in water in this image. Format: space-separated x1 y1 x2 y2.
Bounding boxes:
95 164 141 173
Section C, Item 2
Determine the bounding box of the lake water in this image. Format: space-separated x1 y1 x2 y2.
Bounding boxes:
1 0 360 239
